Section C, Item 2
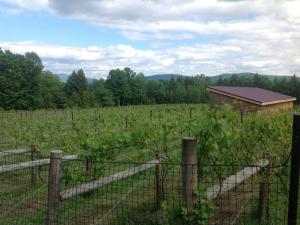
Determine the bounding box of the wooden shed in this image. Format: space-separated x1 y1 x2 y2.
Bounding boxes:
207 86 296 112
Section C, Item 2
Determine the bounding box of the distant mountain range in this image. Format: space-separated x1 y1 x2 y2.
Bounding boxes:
146 72 298 83
55 74 69 82
55 73 187 83
145 74 186 80
209 72 297 83
55 72 297 83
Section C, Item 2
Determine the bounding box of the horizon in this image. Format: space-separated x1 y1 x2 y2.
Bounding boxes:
0 0 300 78
56 72 298 80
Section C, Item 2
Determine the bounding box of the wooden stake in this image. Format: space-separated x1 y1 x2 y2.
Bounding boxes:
47 150 62 225
258 160 271 220
31 145 38 185
86 157 94 178
181 137 198 212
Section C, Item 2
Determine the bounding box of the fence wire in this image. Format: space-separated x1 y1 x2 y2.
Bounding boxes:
0 165 49 224
57 159 290 225
0 155 293 225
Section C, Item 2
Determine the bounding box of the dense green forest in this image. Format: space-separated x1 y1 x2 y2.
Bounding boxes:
0 49 299 110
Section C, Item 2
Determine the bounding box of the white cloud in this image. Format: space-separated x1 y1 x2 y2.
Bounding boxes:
2 0 300 37
45 0 300 45
120 31 195 41
0 0 300 76
1 40 299 78
0 0 48 10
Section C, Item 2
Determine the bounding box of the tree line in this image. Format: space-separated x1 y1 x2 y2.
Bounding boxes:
0 50 209 110
0 50 299 110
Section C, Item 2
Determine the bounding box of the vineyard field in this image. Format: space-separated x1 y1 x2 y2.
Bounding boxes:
0 104 296 225
0 104 293 164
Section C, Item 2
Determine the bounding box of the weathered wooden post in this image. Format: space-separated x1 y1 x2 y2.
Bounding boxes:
31 145 39 185
258 159 271 221
155 152 163 208
86 157 94 178
48 150 62 225
288 114 300 225
182 137 198 212
83 156 94 197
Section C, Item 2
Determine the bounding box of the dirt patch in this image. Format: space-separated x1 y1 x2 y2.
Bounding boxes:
208 183 258 225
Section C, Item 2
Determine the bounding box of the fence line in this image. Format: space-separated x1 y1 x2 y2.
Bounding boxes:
93 179 147 225
0 155 78 173
206 159 269 200
0 148 31 157
60 159 159 200
0 133 293 225
1 145 272 225
0 182 48 219
1 151 268 201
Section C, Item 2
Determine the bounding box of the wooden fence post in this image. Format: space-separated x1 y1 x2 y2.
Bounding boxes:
31 145 39 185
155 152 163 208
258 159 271 221
182 137 198 212
288 114 300 225
48 150 62 225
86 157 94 178
84 157 94 197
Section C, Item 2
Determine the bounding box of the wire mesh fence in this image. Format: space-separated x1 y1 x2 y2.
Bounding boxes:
0 153 294 225
0 149 32 165
0 149 52 225
201 164 289 225
56 160 290 225
0 164 49 225
59 160 162 225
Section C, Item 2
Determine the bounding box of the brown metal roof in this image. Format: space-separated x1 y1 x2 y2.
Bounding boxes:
208 86 296 105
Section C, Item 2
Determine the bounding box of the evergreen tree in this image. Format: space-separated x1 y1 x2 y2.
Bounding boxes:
39 71 66 108
91 79 115 106
64 69 89 107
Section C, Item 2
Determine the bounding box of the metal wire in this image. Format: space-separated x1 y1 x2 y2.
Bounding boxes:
0 154 292 225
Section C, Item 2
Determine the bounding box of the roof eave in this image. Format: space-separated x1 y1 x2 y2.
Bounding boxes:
207 87 296 106
261 98 296 105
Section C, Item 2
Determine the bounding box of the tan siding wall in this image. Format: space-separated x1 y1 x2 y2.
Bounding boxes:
209 91 294 113
262 101 294 112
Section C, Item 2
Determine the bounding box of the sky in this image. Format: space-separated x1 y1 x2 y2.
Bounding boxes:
0 0 300 79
